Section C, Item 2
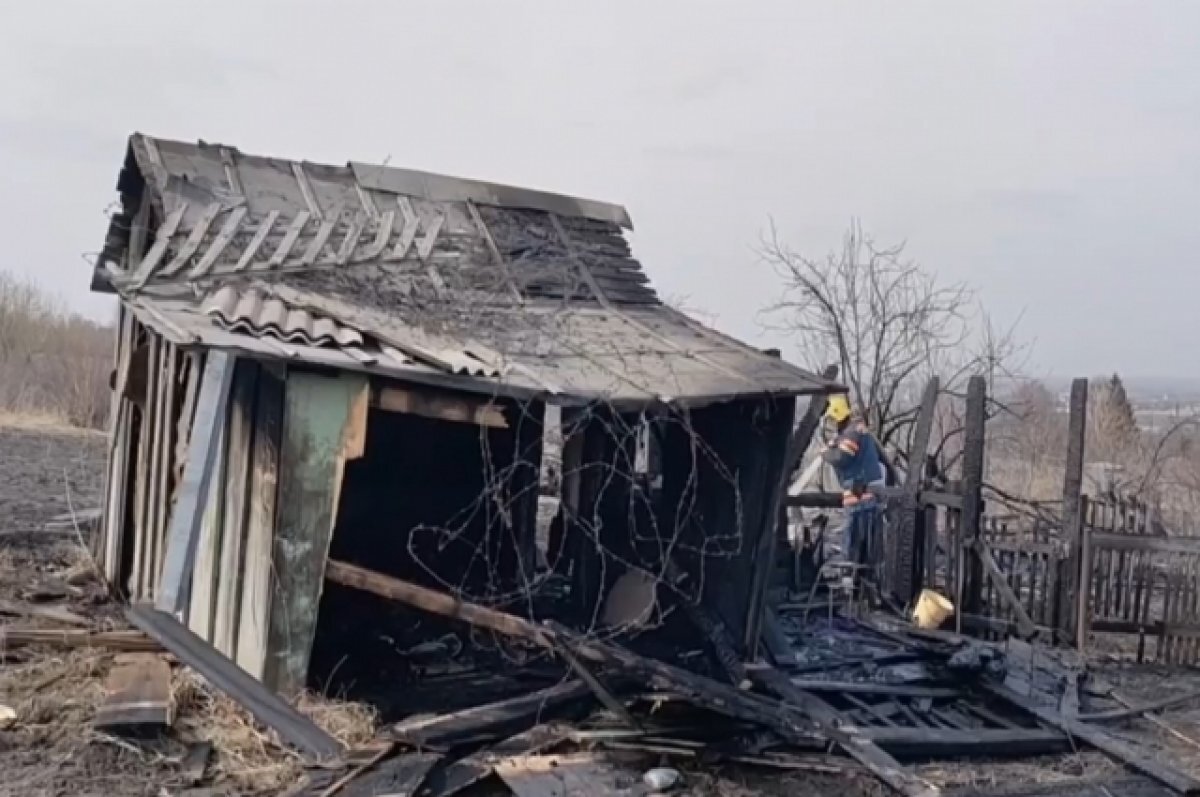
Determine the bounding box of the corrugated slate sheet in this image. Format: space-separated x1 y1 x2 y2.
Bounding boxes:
98 134 833 405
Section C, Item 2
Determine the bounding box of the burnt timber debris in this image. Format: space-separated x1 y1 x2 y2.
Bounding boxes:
49 133 1200 796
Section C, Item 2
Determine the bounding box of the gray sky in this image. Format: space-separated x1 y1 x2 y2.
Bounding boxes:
2 1 1198 378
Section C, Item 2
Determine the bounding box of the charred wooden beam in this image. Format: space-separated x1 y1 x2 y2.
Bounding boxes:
1061 378 1088 643
324 561 830 755
750 665 940 797
987 682 1200 796
973 537 1038 639
957 376 987 626
893 377 939 603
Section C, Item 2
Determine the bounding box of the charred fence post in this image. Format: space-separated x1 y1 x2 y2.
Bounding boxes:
957 376 987 629
890 377 939 606
1059 378 1088 644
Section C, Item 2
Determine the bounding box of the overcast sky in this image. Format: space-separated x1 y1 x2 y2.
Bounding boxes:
2 1 1197 378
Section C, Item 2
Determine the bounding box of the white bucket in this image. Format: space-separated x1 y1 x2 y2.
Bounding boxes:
912 589 954 629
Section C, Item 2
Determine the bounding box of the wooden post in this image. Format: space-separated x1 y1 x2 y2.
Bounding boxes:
893 377 939 604
157 351 235 616
1060 378 1088 642
743 364 838 655
957 376 987 627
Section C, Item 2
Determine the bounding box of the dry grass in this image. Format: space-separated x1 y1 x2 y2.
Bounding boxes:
172 670 379 792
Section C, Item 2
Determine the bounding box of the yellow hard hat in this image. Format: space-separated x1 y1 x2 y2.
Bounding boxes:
825 394 853 424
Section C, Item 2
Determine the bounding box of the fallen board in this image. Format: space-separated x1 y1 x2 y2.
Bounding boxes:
419 724 571 797
126 604 342 760
495 753 641 797
986 683 1200 796
388 680 591 747
95 653 173 729
339 751 441 797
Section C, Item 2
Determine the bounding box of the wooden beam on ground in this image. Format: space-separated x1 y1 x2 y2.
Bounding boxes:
1078 687 1200 723
750 664 941 797
95 653 172 729
787 680 961 698
157 352 235 616
986 682 1200 796
418 724 571 797
324 560 827 748
863 726 1069 758
957 376 987 628
389 680 592 748
1061 378 1088 644
0 599 91 628
494 753 642 797
0 627 160 652
325 751 441 797
973 537 1038 639
126 604 342 760
893 377 939 603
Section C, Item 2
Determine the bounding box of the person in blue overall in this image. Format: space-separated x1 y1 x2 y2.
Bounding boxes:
821 394 886 567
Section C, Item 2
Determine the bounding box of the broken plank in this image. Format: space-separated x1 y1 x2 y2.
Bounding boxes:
787 680 962 699
95 653 173 729
974 538 1038 639
419 724 570 797
864 726 1069 757
389 680 591 748
126 604 341 760
554 640 639 728
0 627 159 651
986 682 1200 795
157 352 235 616
750 664 941 797
0 598 91 628
337 751 440 797
495 752 639 797
324 560 825 748
1077 687 1200 722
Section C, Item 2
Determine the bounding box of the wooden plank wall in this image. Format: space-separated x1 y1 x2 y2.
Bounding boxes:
97 322 192 602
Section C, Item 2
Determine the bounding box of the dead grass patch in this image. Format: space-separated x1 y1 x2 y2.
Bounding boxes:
172 670 378 792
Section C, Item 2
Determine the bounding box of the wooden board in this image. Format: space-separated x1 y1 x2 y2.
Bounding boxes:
236 367 283 679
212 362 257 658
94 653 172 729
495 753 639 797
158 351 235 615
339 751 441 797
264 370 367 695
389 680 591 747
127 604 341 760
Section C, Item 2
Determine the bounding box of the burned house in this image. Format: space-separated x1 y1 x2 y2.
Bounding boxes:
90 134 831 698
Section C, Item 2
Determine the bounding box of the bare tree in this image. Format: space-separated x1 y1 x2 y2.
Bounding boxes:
760 220 1025 475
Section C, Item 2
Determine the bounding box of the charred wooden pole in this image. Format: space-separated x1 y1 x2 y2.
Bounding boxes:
1060 378 1088 644
892 377 939 604
956 376 987 629
743 364 838 656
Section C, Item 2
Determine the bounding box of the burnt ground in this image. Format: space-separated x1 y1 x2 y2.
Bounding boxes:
1 421 1199 797
0 423 172 797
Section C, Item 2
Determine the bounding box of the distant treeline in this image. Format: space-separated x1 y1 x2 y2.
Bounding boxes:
0 271 111 428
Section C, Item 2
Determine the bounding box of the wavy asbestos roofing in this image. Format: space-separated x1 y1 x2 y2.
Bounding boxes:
95 133 835 405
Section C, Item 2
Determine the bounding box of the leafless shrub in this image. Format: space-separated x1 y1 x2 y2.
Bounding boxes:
760 220 1026 477
0 270 111 429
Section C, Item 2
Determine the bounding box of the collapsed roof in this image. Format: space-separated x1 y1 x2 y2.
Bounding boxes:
96 134 832 407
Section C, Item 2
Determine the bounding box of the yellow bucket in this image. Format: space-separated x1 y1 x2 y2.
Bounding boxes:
912 589 954 629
